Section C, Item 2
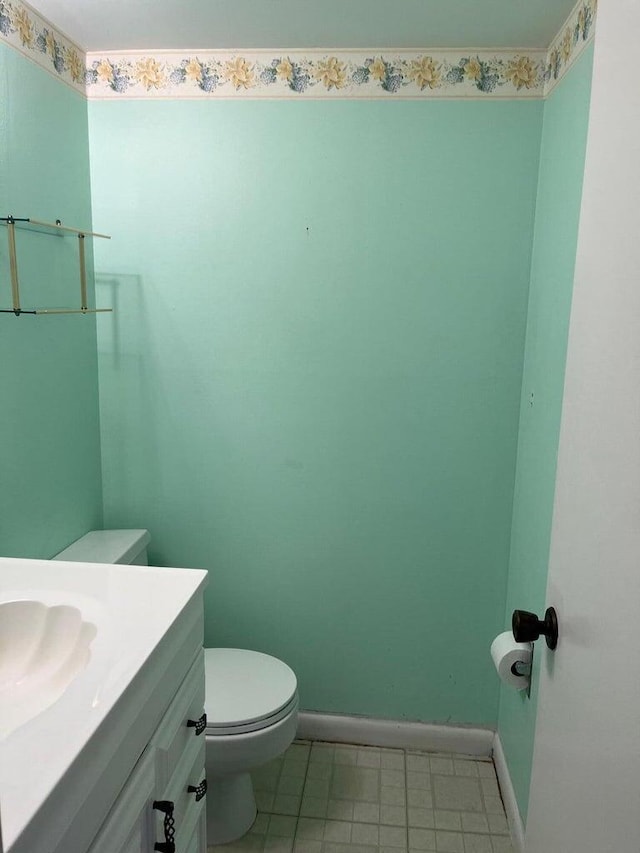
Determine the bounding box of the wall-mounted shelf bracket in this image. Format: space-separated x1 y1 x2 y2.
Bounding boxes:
0 215 112 316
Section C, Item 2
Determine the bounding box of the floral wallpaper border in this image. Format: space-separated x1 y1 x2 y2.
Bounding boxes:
0 0 84 93
544 0 596 95
0 0 596 100
85 49 548 99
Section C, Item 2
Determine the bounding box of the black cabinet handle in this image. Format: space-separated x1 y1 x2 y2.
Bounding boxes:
512 607 558 649
188 779 208 802
153 800 176 853
187 713 207 736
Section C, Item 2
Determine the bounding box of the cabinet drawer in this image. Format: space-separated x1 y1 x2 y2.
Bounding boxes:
154 737 206 851
176 789 207 853
87 747 154 853
152 649 206 789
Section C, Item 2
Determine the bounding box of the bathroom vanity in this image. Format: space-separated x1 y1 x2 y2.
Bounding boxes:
0 557 208 853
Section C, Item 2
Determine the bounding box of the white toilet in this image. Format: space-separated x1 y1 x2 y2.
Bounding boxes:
54 529 299 845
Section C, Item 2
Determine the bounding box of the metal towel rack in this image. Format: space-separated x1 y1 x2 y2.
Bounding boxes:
0 215 112 316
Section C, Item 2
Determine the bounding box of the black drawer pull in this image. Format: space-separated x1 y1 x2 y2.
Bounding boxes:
187 713 207 735
153 800 175 853
188 779 208 802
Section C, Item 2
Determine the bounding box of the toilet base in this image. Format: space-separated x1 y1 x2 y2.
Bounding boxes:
206 771 257 844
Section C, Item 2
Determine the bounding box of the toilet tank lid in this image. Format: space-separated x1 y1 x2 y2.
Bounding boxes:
204 648 297 728
53 529 151 564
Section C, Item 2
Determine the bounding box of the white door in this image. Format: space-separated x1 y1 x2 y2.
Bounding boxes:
525 3 640 852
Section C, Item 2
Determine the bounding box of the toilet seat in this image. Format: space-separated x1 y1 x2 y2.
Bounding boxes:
204 648 298 736
205 693 299 736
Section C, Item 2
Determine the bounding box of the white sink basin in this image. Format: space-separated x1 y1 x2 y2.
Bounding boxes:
0 600 97 740
0 557 207 853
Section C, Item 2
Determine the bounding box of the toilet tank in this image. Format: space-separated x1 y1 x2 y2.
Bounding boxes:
53 529 151 565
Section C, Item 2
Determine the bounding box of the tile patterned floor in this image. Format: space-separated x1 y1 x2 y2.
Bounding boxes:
209 741 514 853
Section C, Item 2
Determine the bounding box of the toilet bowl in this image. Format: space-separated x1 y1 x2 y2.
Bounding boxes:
204 648 298 843
53 530 299 845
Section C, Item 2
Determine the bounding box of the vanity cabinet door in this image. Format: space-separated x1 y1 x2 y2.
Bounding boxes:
86 748 154 853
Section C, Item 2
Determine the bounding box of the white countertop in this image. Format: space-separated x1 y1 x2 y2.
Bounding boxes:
0 557 208 852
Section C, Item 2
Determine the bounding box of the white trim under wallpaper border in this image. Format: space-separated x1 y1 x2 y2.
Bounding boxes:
0 0 596 100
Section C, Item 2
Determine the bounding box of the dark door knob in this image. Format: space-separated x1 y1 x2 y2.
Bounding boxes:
512 607 558 649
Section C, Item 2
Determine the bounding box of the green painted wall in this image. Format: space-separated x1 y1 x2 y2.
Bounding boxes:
0 44 103 558
498 46 594 821
89 99 542 723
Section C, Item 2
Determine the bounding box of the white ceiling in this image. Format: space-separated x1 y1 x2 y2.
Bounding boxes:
28 0 578 52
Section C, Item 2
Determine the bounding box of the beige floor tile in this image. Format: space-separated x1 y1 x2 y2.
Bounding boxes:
407 827 436 850
408 807 435 828
380 825 409 848
296 818 326 840
486 814 508 835
435 831 463 852
381 750 405 771
249 814 271 835
294 842 322 853
489 838 514 852
268 815 298 837
430 759 454 777
481 797 504 816
407 789 433 809
327 800 354 820
304 779 331 799
330 767 380 802
273 794 302 815
407 772 432 791
476 763 495 779
479 778 500 799
352 802 380 824
264 837 294 853
460 813 489 834
310 745 335 764
308 763 333 781
406 754 431 773
382 786 406 806
453 761 478 778
381 769 406 789
432 777 483 813
357 748 382 768
300 796 329 818
462 834 493 853
323 821 352 843
278 775 305 796
351 823 379 845
333 747 359 766
380 804 407 826
322 844 377 853
434 811 461 831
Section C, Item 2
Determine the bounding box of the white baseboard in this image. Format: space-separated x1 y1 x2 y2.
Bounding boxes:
492 733 525 853
296 711 494 757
